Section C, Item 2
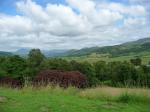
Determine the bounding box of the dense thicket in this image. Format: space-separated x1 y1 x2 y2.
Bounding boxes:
0 49 149 88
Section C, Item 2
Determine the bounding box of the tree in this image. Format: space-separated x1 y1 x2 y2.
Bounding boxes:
71 60 98 86
27 49 45 77
94 61 109 81
0 68 7 78
28 49 45 67
108 61 137 86
0 57 7 77
0 55 26 78
43 58 72 71
130 57 142 66
137 65 150 87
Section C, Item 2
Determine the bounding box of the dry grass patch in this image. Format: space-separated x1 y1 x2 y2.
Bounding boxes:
0 96 8 103
79 86 150 102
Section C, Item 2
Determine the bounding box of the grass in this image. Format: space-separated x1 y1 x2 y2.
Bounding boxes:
0 86 150 112
79 87 150 103
62 52 150 64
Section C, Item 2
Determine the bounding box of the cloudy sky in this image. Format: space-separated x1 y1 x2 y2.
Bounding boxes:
0 0 150 51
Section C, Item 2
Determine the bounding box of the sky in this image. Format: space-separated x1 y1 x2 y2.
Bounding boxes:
0 0 150 51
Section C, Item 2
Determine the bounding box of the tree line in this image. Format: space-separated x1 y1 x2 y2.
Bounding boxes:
0 49 150 87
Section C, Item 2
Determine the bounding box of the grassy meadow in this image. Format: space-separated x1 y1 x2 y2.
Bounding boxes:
0 86 150 112
62 51 150 64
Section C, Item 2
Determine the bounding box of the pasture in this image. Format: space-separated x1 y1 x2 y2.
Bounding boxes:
62 52 150 64
0 86 150 112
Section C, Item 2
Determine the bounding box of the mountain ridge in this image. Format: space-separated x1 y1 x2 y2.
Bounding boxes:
63 37 150 57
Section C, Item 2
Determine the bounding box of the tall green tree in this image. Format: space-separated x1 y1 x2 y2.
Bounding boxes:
27 49 45 77
71 60 98 86
94 61 109 81
137 65 150 87
0 55 26 78
108 61 137 86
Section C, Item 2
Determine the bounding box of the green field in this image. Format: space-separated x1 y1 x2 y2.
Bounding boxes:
62 52 150 64
0 86 150 112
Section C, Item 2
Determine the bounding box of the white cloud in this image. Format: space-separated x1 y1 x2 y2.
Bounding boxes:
124 18 147 27
0 0 149 51
98 2 147 17
45 4 90 36
16 0 49 22
16 0 90 36
99 3 146 16
67 0 123 26
0 14 32 35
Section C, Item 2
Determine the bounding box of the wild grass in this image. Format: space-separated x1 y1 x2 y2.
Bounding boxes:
79 86 150 103
0 86 150 112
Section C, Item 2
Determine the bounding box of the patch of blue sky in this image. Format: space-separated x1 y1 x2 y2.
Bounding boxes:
114 20 124 28
34 0 67 6
0 0 67 15
0 0 19 15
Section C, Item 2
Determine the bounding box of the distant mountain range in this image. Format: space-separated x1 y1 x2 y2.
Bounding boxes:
14 48 31 56
13 48 68 57
0 38 150 57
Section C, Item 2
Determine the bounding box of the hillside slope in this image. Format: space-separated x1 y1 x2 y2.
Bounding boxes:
0 51 12 56
64 38 150 57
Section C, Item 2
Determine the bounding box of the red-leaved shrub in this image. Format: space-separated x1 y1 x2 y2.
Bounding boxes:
33 70 87 88
0 76 22 88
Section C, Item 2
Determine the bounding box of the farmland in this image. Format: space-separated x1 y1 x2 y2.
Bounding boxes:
62 51 150 64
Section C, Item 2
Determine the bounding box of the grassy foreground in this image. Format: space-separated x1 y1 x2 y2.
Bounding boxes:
0 86 150 112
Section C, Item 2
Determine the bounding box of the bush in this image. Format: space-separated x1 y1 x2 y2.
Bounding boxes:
33 70 87 88
117 92 131 103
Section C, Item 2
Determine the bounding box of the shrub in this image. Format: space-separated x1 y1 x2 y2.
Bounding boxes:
33 70 87 88
0 76 23 88
117 92 131 103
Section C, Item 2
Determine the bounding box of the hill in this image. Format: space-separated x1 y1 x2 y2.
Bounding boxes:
63 38 150 57
0 51 12 56
1 38 150 58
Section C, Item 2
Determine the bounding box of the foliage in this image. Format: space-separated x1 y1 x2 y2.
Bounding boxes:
0 49 150 87
34 70 87 88
0 55 26 78
130 57 142 66
41 58 72 71
27 49 45 77
94 61 109 81
71 61 98 86
117 92 131 103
